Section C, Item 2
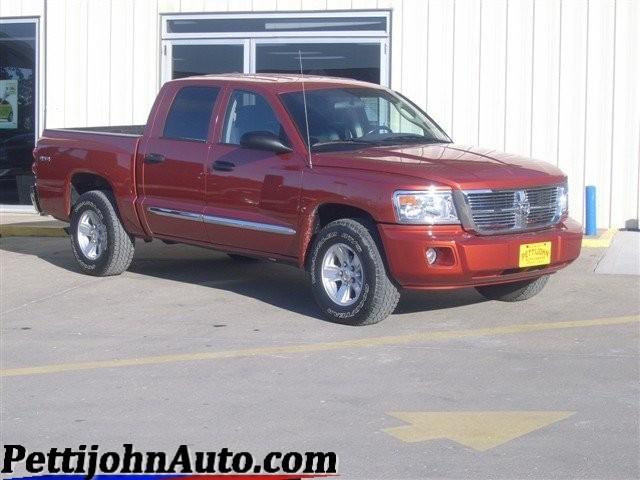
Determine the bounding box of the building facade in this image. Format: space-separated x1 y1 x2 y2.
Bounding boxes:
1 0 638 229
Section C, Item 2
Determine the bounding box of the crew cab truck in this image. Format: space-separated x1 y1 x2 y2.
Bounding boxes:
32 74 582 325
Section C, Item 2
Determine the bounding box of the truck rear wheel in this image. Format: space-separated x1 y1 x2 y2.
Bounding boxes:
70 190 135 276
308 218 400 325
475 275 549 302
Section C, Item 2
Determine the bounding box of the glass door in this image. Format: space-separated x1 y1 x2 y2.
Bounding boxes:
0 19 38 205
253 39 388 86
161 39 250 82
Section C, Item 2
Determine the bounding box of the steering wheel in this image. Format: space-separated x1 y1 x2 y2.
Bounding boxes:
364 125 393 136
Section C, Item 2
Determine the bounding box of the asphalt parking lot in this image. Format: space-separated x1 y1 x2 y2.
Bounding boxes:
1 236 639 479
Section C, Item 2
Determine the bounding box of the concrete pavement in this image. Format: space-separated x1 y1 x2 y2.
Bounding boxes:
0 237 638 479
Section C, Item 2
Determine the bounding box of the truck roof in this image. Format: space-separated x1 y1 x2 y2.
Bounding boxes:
168 73 382 93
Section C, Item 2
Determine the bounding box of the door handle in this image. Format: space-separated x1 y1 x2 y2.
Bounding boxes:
144 153 165 164
211 160 235 172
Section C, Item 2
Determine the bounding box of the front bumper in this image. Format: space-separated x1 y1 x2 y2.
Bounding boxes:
378 218 583 290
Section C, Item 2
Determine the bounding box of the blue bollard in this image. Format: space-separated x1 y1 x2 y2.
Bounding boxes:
585 185 597 236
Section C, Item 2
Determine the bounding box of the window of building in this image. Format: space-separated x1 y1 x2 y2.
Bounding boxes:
163 86 219 141
0 19 38 205
172 44 244 79
255 42 381 84
222 91 284 145
160 11 390 87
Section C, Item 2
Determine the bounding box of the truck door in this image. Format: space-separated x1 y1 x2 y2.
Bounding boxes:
204 89 303 257
139 85 220 242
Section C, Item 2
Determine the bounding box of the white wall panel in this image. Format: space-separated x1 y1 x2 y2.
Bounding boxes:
400 0 428 108
253 0 278 11
181 0 206 12
377 0 402 90
109 0 134 125
86 0 111 126
583 0 615 227
5 0 637 227
228 0 252 11
133 0 159 123
203 0 230 12
352 0 378 8
426 0 454 133
478 0 507 151
610 0 640 229
63 0 88 127
158 0 181 13
301 0 327 10
451 0 480 144
531 0 561 165
557 0 588 224
45 0 67 128
504 0 534 154
0 0 23 16
19 0 45 16
325 0 346 10
277 0 303 10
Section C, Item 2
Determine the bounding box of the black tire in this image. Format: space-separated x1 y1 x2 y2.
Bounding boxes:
308 218 400 326
476 275 549 302
227 253 262 263
70 190 135 276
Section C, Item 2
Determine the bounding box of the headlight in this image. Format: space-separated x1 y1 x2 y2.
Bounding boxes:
557 182 568 219
393 189 460 224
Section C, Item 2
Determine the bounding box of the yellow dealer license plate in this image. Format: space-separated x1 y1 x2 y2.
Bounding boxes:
519 242 552 268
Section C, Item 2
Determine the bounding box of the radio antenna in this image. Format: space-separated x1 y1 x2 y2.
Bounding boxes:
298 50 313 169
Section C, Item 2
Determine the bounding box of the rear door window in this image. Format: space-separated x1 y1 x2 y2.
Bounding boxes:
163 86 220 141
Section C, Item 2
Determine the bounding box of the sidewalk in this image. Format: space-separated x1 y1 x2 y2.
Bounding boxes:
0 212 68 237
595 231 640 276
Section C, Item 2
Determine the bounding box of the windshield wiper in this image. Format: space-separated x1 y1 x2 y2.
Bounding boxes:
310 139 375 151
371 134 451 144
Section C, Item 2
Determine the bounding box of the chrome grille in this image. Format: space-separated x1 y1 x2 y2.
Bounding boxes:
462 185 561 234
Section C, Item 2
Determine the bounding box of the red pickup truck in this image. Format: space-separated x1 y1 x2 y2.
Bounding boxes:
32 74 582 325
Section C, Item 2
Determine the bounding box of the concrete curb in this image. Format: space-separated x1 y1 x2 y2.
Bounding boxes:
582 229 616 248
0 225 68 237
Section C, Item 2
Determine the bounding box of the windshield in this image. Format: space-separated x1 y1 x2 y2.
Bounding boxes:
280 87 451 152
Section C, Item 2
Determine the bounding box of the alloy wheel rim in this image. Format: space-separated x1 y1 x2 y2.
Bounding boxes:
77 210 107 260
321 243 364 307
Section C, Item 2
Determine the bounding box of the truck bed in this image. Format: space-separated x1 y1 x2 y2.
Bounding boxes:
47 125 145 136
33 127 145 236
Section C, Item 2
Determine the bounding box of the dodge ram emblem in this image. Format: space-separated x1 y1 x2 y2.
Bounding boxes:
514 190 530 228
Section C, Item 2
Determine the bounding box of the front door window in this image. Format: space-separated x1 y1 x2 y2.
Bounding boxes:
222 91 286 145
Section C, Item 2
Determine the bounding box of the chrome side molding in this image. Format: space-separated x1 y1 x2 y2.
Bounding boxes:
147 207 295 236
147 207 201 221
202 214 296 235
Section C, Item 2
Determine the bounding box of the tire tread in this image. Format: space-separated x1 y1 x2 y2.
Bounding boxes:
310 218 400 325
71 190 134 276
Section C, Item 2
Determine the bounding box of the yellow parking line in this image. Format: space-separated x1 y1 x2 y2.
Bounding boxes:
1 315 638 378
582 228 616 248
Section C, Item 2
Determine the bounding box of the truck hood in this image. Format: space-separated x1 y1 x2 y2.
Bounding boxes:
312 143 566 189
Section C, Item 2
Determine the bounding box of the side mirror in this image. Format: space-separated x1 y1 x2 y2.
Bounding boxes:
240 131 293 155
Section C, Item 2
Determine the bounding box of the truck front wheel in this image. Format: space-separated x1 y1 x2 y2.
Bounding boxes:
308 218 400 325
475 275 549 302
70 190 135 276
